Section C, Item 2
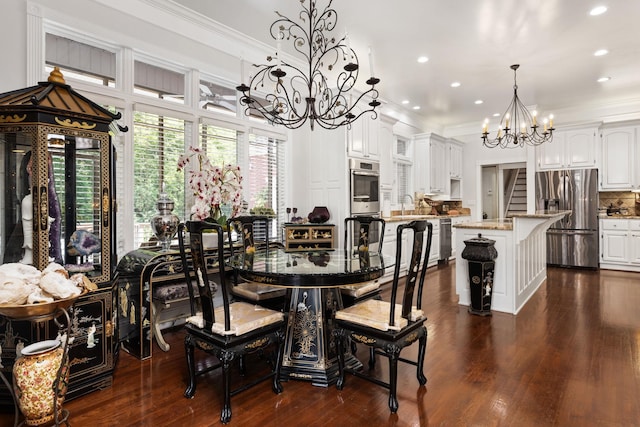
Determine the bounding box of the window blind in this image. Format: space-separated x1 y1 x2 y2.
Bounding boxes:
242 133 286 240
45 33 116 86
133 111 186 247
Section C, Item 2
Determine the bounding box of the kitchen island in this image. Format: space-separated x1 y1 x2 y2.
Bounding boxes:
454 211 569 315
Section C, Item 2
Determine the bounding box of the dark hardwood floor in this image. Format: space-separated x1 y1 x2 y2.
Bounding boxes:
2 263 640 426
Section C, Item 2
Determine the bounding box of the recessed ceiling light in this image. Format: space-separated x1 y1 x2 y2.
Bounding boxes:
450 82 461 88
417 56 429 63
597 76 611 82
401 100 410 105
493 113 500 117
594 49 608 56
590 6 607 16
475 100 483 105
413 106 421 110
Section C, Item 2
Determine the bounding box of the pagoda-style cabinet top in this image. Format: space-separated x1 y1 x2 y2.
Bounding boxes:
0 68 125 284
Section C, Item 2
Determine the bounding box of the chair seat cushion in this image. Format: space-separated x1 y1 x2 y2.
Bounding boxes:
186 301 284 336
232 281 286 301
339 280 380 298
335 299 423 331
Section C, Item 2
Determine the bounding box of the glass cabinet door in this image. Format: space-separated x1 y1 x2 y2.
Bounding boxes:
1 128 113 284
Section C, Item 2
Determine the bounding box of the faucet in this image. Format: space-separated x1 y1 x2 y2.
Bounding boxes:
401 194 414 216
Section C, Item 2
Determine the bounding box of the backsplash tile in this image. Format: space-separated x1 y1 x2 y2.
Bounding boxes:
599 191 639 215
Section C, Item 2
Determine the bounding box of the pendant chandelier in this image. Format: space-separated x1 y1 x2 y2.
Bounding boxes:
236 0 381 131
482 64 555 148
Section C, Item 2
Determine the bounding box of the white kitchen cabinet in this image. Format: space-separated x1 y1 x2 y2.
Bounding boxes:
450 216 470 259
600 218 640 271
381 219 440 281
347 101 380 160
427 219 440 267
535 125 598 171
600 125 640 190
413 133 448 195
382 221 407 282
630 220 640 265
448 140 463 179
430 138 447 194
379 115 396 189
447 139 463 200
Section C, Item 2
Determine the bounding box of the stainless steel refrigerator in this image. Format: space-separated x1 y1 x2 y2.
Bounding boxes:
535 168 599 269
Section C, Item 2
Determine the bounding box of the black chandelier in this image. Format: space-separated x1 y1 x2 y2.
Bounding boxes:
482 64 555 148
236 0 381 131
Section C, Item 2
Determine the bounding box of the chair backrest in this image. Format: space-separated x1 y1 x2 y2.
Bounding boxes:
227 215 271 255
343 216 386 256
388 220 433 326
178 221 232 331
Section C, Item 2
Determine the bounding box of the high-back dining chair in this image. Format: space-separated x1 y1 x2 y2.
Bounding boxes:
226 215 287 310
334 220 433 413
340 216 386 307
178 221 286 424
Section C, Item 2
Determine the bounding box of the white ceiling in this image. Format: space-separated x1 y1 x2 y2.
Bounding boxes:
173 0 640 130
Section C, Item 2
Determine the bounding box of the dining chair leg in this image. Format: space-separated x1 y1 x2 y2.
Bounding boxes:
334 329 346 390
272 331 285 394
220 351 233 424
417 327 428 385
387 347 400 413
184 335 197 398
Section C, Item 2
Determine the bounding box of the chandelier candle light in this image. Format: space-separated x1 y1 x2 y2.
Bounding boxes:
482 64 555 148
236 0 381 130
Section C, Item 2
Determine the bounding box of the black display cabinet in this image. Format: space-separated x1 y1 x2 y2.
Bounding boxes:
0 68 124 407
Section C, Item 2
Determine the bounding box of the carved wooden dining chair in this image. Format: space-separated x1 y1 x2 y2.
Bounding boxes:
178 221 286 424
226 215 287 310
341 216 386 307
334 220 433 413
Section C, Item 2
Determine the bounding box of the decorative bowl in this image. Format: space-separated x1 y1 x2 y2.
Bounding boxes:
308 206 330 223
0 289 88 319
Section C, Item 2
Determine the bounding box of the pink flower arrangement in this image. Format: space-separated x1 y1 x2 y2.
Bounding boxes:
177 147 243 223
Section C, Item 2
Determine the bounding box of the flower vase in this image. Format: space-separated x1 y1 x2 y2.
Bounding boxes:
151 187 179 252
13 339 69 426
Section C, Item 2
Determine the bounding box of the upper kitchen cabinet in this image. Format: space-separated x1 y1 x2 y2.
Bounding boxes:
600 125 640 190
429 136 447 194
535 125 599 171
447 139 464 200
346 99 380 160
414 132 449 195
378 115 396 189
448 139 463 179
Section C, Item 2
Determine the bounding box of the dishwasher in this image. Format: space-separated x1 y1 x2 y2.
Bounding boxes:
439 218 452 261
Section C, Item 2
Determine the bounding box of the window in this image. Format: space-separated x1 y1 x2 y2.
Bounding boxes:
243 133 286 239
199 80 237 116
198 121 240 219
45 33 116 87
41 29 289 253
133 111 187 247
394 136 412 204
134 61 185 104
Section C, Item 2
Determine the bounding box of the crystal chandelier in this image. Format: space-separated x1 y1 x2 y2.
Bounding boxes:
482 64 555 148
236 0 381 131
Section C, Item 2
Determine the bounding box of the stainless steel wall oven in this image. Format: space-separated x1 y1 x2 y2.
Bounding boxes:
350 158 380 215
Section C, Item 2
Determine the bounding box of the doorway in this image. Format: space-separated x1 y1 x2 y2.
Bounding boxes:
480 162 526 220
482 165 498 219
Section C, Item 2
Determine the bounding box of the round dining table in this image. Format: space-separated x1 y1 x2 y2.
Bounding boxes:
230 247 393 387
